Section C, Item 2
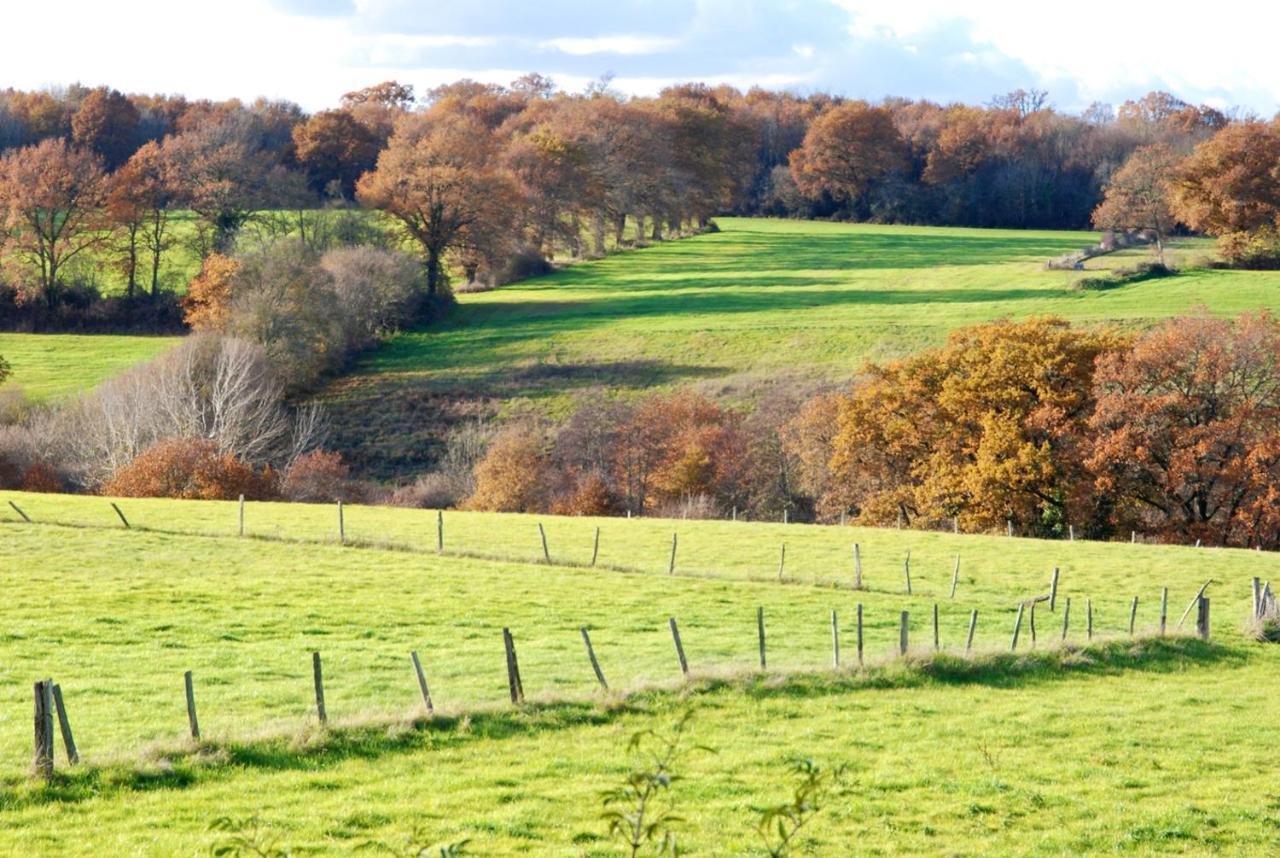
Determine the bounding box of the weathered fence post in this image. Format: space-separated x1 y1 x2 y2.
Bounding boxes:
580 629 608 690
856 603 864 665
777 544 786 581
669 617 689 676
1007 519 1013 538
51 684 77 765
111 502 130 529
1069 524 1075 542
8 500 31 522
590 527 600 567
238 494 245 537
757 607 767 669
1062 598 1071 641
966 609 978 653
903 552 912 595
1196 597 1211 641
1011 603 1025 651
1128 596 1138 635
899 611 909 656
1160 587 1168 635
1087 598 1093 640
33 680 53 781
668 533 678 575
337 500 345 544
1049 568 1061 612
853 543 863 590
932 603 940 651
1029 600 1037 647
831 609 840 667
950 555 960 599
312 651 327 725
410 652 434 714
503 628 524 703
1131 530 1136 544
538 523 551 564
184 670 200 740
1252 577 1262 618
436 510 444 554
1177 581 1213 629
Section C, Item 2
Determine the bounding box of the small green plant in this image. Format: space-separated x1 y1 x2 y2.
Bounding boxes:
364 825 470 857
601 710 713 857
208 816 290 857
755 758 847 857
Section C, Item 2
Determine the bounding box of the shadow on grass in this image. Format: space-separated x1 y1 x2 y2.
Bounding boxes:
0 636 1239 811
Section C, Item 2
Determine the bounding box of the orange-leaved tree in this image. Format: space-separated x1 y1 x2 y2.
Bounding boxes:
101 437 277 501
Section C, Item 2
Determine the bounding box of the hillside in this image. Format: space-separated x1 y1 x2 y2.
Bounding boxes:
1 491 1277 854
0 333 181 401
321 218 1280 481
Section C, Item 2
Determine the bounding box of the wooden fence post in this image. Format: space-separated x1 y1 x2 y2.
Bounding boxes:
831 609 840 667
33 680 53 781
669 617 689 676
1129 596 1138 635
51 684 77 765
580 629 608 690
410 652 434 714
903 552 912 595
1160 588 1168 634
238 494 245 537
757 607 767 669
950 555 960 599
777 544 786 581
953 516 959 534
899 611 909 656
538 523 551 564
1196 597 1210 641
8 500 31 522
184 670 200 740
1131 530 1136 544
1007 519 1013 538
312 651 327 724
337 500 345 544
1177 581 1213 629
1011 603 1025 651
591 527 600 567
1062 598 1071 641
1087 599 1093 640
853 543 863 590
1049 568 1060 612
503 628 525 703
1069 524 1075 542
932 603 940 651
436 510 444 553
966 610 978 653
856 603 864 665
1029 600 1037 647
667 533 678 575
110 502 130 529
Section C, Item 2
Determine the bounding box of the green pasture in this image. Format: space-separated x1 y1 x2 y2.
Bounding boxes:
0 333 180 401
0 492 1277 854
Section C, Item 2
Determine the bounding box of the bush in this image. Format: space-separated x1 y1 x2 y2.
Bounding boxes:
20 460 67 493
463 425 547 512
101 437 278 501
1218 227 1280 270
388 472 466 509
281 449 351 503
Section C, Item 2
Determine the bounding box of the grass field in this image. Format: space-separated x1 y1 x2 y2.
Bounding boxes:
2 491 1278 854
324 218 1280 479
0 333 180 401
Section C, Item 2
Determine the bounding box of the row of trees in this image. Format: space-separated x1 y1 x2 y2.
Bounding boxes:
462 314 1280 549
3 79 1271 330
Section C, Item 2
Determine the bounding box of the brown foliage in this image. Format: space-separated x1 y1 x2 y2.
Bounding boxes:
20 459 65 493
292 109 382 199
101 437 277 501
183 254 240 331
70 87 141 171
281 449 352 503
464 425 548 512
790 102 907 205
1092 143 1181 254
1172 120 1280 249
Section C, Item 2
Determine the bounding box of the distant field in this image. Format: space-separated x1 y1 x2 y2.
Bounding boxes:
1 491 1278 854
0 333 179 400
324 218 1280 480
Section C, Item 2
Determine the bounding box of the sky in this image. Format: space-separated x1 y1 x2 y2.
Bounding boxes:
1 0 1277 115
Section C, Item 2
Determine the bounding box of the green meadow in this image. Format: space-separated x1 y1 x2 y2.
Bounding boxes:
1 492 1278 854
0 332 180 401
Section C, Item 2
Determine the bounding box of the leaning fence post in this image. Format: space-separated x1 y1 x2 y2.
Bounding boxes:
856 603 864 665
1062 597 1071 641
33 679 53 781
538 523 551 564
831 609 840 667
777 544 786 581
51 684 77 765
312 651 327 724
1049 567 1060 612
110 502 130 529
580 628 608 690
503 628 525 703
1029 600 1037 647
410 652 434 714
903 552 912 595
899 611 909 656
1128 596 1139 636
238 494 245 537
1011 603 1025 651
591 527 600 567
966 609 978 653
667 533 678 575
950 555 960 599
184 670 200 740
8 500 31 522
669 617 689 676
1160 587 1168 634
1196 597 1210 641
853 543 863 590
757 607 767 669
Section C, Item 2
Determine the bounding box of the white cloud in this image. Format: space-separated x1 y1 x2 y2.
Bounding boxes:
539 35 683 56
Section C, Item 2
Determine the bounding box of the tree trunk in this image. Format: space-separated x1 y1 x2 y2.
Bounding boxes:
426 248 442 295
635 215 646 244
592 212 607 256
614 214 627 248
650 215 663 241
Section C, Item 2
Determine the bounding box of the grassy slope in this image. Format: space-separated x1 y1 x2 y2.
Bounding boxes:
0 332 180 401
2 492 1278 854
323 219 1280 480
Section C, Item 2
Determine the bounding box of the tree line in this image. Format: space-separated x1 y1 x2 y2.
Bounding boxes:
3 78 1277 335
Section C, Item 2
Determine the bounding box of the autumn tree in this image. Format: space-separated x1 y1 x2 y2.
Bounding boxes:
465 425 548 512
357 109 518 294
105 140 178 297
1091 143 1181 259
790 102 906 214
101 437 276 501
183 254 240 331
291 109 382 198
1088 313 1280 547
0 138 107 307
70 86 141 170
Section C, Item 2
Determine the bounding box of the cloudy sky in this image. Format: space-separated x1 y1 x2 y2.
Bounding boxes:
2 0 1277 114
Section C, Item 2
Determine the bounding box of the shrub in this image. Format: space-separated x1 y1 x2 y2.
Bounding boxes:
464 425 547 512
1217 227 1280 270
549 471 617 516
101 437 277 501
281 449 351 503
388 471 466 509
21 460 66 493
319 245 422 350
0 451 20 489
